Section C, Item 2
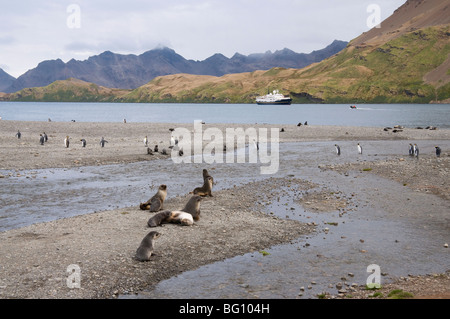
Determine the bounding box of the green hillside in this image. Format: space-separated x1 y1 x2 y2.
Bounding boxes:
116 25 450 104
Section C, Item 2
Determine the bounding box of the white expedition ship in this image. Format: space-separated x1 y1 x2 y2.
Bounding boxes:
256 89 292 105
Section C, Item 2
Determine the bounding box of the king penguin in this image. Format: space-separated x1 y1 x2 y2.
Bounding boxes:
100 137 108 147
144 136 148 147
80 139 87 147
335 144 341 155
413 144 419 157
435 146 441 157
16 130 21 139
357 143 362 154
39 134 45 145
64 136 70 148
409 143 414 156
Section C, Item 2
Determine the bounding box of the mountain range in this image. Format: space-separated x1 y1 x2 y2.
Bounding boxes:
1 0 449 104
0 40 347 93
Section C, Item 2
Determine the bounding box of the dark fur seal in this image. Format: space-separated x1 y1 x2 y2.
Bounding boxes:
202 169 214 185
140 184 167 212
182 195 203 221
192 169 214 197
193 176 213 197
135 231 161 261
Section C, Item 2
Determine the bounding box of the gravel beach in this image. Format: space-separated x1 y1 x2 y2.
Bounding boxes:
0 119 449 299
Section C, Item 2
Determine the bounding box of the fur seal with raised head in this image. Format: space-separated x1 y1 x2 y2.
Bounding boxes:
192 169 214 197
193 176 213 197
140 184 167 212
182 195 203 221
135 231 161 261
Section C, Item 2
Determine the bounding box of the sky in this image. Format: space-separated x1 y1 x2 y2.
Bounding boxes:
0 0 406 78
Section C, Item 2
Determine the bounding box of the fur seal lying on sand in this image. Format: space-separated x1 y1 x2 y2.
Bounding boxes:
135 231 161 261
147 195 202 227
140 184 167 212
147 210 194 227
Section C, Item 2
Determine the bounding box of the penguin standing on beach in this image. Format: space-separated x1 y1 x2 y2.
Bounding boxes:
409 143 414 156
80 139 87 147
15 130 21 139
39 134 45 145
64 136 70 148
144 136 148 147
413 144 419 157
100 137 108 147
435 146 441 157
335 144 341 155
357 143 362 154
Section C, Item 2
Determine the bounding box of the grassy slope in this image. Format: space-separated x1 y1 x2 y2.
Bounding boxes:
118 25 450 104
4 78 130 102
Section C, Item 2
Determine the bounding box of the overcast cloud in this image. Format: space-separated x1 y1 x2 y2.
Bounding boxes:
0 0 406 78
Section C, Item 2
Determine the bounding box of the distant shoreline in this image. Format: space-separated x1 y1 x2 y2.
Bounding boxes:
1 120 449 171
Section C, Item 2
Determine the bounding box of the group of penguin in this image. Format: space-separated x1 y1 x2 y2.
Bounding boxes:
334 143 363 156
15 130 109 148
334 142 442 157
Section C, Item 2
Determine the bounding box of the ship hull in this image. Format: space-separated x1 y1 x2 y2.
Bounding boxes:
256 99 292 105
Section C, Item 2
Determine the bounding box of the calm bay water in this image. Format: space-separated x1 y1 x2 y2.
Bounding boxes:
0 102 449 128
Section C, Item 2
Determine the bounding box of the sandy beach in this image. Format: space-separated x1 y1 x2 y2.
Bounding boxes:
0 119 449 299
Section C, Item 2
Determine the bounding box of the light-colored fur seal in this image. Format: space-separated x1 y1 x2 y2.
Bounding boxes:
147 210 194 227
135 231 161 262
147 195 202 227
140 184 167 212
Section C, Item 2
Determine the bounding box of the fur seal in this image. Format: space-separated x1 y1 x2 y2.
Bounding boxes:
147 195 202 227
193 176 213 197
147 210 194 227
135 231 161 261
202 169 214 184
182 195 203 221
140 184 167 212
